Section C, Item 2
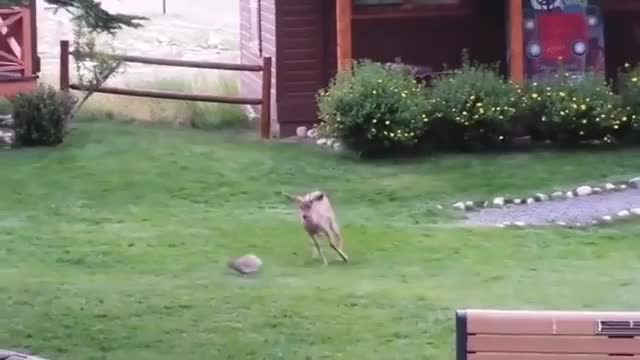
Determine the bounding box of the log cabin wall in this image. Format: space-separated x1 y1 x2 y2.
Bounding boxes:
239 0 278 135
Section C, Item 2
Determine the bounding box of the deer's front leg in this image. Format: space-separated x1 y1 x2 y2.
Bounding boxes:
308 233 328 266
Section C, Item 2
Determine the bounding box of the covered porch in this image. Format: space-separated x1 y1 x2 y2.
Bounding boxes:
333 0 640 83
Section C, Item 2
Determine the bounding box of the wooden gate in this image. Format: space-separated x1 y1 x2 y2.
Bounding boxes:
0 1 38 98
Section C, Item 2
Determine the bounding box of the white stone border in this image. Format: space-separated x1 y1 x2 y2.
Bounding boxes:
295 125 344 152
496 207 640 229
451 176 640 212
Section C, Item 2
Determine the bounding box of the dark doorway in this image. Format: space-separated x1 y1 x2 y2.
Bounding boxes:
603 7 640 84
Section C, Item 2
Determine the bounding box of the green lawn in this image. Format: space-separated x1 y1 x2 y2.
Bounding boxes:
2 119 640 360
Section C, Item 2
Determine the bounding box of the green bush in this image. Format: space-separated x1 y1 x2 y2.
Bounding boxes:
12 85 76 146
425 57 519 150
317 60 431 156
520 72 634 145
617 63 640 140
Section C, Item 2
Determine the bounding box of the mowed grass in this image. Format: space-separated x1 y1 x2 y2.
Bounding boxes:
2 119 640 359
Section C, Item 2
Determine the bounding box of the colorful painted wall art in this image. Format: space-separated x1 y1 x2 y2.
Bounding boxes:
523 0 605 80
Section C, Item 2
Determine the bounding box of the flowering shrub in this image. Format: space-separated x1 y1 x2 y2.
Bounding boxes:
617 63 640 139
317 60 431 156
520 72 634 145
425 59 519 150
315 57 640 157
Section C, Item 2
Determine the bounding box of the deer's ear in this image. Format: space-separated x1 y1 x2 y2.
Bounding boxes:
282 192 301 203
311 191 325 202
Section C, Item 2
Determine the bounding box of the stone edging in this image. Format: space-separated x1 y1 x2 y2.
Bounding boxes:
451 176 640 212
290 125 344 152
497 207 640 229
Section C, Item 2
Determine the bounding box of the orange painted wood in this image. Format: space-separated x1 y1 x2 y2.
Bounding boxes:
470 354 640 360
0 9 22 15
467 310 640 335
260 56 272 138
468 335 640 354
336 0 352 72
508 0 524 84
21 8 32 76
0 76 36 97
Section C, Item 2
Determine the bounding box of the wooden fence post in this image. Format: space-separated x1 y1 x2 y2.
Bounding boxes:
60 40 70 92
260 56 272 139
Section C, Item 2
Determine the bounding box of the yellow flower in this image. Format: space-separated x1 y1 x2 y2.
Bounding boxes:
580 104 587 110
559 92 566 97
531 93 539 99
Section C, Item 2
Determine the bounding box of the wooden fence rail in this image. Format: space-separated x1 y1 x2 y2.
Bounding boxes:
59 40 272 139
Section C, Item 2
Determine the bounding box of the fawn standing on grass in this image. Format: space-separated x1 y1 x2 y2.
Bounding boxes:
282 190 349 265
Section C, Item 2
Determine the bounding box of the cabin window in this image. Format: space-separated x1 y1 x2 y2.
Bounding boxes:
249 0 262 55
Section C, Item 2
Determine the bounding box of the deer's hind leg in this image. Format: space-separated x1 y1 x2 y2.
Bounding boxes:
324 228 349 263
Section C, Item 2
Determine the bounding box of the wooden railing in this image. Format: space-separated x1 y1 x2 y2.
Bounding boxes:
59 40 273 139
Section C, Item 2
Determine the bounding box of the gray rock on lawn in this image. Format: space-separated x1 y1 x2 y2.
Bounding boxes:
0 350 48 360
228 254 263 275
630 177 640 188
492 197 505 207
604 183 616 191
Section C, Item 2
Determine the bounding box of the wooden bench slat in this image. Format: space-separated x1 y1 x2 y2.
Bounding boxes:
467 310 640 335
468 334 640 354
470 354 640 360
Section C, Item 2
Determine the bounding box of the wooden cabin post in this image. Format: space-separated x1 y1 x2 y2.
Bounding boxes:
508 0 524 84
336 0 353 72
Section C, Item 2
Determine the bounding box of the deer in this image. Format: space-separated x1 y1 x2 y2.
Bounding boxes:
281 190 349 265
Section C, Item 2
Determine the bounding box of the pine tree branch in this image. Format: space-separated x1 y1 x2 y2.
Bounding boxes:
0 0 147 34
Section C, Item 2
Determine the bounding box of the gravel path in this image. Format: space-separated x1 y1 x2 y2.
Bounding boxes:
463 188 640 226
